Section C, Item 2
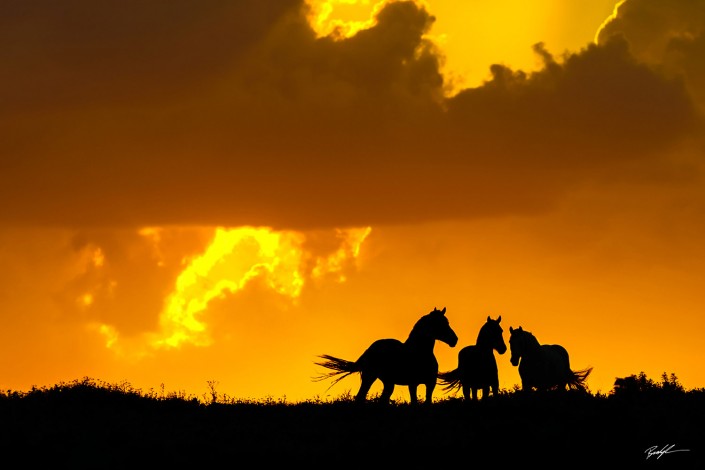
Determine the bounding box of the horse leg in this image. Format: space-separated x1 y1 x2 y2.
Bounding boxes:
380 380 395 404
491 377 500 397
482 386 490 400
521 375 532 393
424 382 435 405
409 384 428 405
462 383 470 401
408 384 418 405
356 372 376 403
564 371 573 391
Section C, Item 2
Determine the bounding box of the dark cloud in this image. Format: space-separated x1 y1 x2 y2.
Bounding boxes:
596 0 705 108
0 0 302 113
443 39 697 179
0 0 702 230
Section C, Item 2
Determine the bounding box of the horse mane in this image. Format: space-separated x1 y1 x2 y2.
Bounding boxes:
476 321 492 344
406 316 426 341
477 317 501 344
520 329 541 349
405 309 448 345
406 313 437 342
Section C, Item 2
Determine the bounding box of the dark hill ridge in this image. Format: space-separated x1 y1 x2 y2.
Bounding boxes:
0 374 703 467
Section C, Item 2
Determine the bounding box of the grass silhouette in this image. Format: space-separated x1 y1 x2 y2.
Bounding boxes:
0 373 703 467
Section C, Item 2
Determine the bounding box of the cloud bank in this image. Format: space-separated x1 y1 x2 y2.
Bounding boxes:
0 0 702 230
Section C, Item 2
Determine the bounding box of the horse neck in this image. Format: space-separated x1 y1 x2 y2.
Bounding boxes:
404 329 435 354
520 333 542 359
477 321 506 354
476 329 494 351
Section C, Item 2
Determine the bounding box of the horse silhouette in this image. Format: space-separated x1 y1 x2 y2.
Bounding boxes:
509 326 592 392
438 315 507 401
314 307 458 404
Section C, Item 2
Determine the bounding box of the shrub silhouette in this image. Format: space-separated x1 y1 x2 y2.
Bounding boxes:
612 371 685 396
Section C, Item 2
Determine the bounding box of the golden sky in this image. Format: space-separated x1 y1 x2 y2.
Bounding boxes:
1 0 704 402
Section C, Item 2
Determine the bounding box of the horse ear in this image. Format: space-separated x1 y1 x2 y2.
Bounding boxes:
498 316 501 323
518 326 523 331
510 326 514 333
487 315 491 322
441 307 446 315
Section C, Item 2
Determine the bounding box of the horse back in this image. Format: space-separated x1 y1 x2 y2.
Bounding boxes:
358 338 437 385
359 339 403 360
538 344 574 385
543 344 570 367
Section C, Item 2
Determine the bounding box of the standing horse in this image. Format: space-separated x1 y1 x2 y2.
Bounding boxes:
509 326 592 392
314 307 458 404
438 316 507 401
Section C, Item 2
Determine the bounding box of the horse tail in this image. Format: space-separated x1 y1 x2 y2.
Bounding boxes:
312 355 360 389
438 368 463 394
567 366 593 391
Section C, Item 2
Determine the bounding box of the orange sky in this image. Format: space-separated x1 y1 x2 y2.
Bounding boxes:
1 0 704 402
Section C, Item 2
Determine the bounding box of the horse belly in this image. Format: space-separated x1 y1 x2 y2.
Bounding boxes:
384 354 437 385
459 349 498 388
521 353 564 390
519 361 545 389
360 340 436 385
542 346 571 387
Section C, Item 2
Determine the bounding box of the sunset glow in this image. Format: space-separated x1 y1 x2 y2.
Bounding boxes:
76 226 373 359
1 0 704 404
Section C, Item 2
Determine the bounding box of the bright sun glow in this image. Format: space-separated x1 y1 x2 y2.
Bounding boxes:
153 227 304 349
129 226 374 350
307 0 385 39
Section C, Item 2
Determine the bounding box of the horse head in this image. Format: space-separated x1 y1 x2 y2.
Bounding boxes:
509 326 525 366
427 307 458 348
479 315 507 355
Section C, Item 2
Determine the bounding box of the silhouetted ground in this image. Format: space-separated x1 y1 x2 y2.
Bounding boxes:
0 374 703 468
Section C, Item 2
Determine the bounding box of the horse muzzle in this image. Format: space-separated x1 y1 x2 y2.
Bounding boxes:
445 333 458 348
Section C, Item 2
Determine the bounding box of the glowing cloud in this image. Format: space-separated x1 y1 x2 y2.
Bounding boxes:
73 246 112 310
312 226 372 281
153 227 303 349
307 0 385 39
594 0 626 44
147 226 372 350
